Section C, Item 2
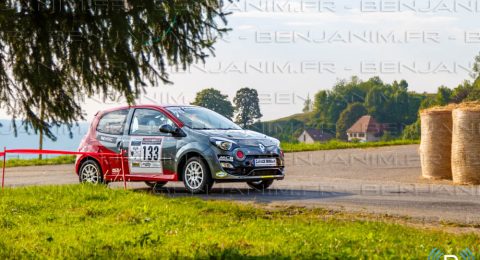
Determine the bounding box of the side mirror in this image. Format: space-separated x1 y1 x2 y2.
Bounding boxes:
159 124 176 134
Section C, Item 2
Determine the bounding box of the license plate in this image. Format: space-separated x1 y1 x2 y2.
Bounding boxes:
254 158 277 167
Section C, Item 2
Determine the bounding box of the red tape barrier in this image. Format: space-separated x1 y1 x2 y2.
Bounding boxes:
1 148 127 190
5 149 116 157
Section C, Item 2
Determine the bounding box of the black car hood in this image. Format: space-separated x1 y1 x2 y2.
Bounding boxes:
199 129 266 139
199 129 278 146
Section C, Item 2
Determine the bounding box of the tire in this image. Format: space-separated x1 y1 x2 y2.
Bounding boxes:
182 157 213 194
145 181 168 190
79 160 105 184
247 179 274 191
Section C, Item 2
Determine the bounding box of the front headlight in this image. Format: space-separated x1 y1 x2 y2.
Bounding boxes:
210 137 236 151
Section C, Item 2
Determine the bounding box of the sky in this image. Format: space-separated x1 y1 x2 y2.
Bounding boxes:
2 0 480 121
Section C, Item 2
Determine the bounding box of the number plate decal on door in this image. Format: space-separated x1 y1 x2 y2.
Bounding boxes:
129 137 163 174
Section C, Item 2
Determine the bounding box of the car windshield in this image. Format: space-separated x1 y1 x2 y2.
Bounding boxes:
166 107 242 130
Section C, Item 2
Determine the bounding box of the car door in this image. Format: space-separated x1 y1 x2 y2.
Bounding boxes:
95 109 130 176
125 108 178 176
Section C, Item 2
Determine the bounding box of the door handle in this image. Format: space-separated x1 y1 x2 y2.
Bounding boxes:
116 141 124 150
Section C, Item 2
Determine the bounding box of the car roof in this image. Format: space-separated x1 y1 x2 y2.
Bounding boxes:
96 104 198 115
95 104 194 127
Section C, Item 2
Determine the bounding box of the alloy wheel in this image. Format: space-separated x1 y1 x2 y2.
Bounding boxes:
81 164 100 184
184 161 204 190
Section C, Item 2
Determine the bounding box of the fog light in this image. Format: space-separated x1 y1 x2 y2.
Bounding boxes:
220 162 234 169
235 150 245 161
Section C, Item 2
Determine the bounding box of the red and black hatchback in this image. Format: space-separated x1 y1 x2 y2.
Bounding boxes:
76 105 285 193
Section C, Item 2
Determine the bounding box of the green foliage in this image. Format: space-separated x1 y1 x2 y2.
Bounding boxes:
0 156 76 168
0 0 231 139
472 52 480 79
302 94 313 113
281 139 420 153
402 119 421 140
336 103 367 140
308 77 423 141
191 88 234 119
252 76 428 142
0 185 476 258
233 88 262 128
380 131 394 141
451 81 474 103
436 86 453 105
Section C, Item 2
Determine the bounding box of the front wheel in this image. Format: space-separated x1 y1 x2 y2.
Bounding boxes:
247 179 274 191
79 160 105 184
182 157 213 194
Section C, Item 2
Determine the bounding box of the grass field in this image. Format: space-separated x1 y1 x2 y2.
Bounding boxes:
0 155 76 168
0 185 477 258
281 139 420 153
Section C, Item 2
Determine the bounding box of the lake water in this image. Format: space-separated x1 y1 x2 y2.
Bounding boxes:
0 120 89 159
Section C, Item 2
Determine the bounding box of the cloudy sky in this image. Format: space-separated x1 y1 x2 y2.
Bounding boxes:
3 0 480 121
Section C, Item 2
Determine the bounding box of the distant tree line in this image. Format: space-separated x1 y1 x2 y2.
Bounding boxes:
250 53 480 142
191 87 262 128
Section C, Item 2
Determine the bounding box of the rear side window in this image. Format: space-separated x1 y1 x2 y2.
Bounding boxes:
96 109 129 135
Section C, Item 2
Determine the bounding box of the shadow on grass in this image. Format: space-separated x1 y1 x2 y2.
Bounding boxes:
133 186 353 203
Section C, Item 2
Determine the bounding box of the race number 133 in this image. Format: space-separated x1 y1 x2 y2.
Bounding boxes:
141 145 160 161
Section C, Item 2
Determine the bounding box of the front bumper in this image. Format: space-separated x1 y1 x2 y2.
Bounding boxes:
211 153 285 182
213 168 285 182
202 144 285 182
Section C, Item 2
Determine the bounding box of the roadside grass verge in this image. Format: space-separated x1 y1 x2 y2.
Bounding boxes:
281 139 420 153
0 155 75 168
0 185 477 258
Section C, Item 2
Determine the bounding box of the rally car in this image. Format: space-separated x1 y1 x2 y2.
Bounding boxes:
75 105 285 193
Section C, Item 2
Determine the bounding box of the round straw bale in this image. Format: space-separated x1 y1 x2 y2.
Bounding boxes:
419 105 455 180
452 102 480 184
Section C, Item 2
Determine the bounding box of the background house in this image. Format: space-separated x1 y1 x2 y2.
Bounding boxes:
298 129 334 144
346 116 383 142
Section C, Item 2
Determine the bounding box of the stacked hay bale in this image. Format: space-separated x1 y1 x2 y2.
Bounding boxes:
451 103 480 184
419 105 455 180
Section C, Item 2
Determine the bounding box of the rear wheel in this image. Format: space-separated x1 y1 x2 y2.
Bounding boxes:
182 157 213 194
247 179 274 191
79 160 105 184
145 181 168 190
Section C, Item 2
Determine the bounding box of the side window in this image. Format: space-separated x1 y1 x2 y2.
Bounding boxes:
96 109 129 135
129 109 175 136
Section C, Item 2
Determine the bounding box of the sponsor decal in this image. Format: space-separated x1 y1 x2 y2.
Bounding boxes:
98 135 117 144
142 138 162 145
131 141 142 146
129 137 164 174
216 172 228 178
218 155 234 162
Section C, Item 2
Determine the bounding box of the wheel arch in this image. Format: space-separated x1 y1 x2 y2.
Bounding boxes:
76 156 103 176
176 151 211 181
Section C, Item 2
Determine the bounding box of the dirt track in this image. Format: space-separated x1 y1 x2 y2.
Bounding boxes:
4 144 480 225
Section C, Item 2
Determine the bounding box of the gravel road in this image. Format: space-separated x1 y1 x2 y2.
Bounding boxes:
4 144 480 225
